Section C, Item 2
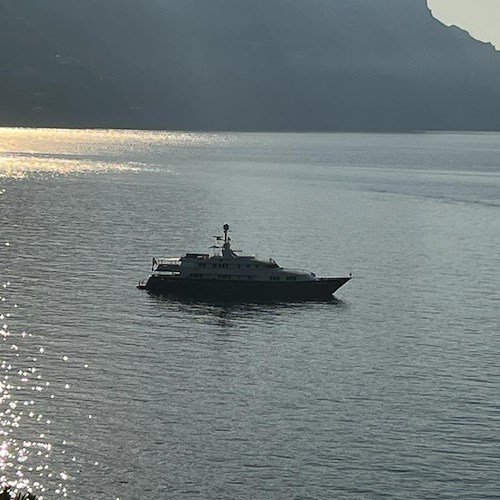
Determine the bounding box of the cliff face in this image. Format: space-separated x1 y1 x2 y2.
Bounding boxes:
1 0 500 131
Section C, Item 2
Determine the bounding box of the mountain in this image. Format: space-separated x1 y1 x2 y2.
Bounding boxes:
0 0 133 127
1 0 500 131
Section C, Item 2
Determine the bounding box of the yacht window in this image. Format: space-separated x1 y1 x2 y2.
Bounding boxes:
190 273 203 278
286 276 297 281
270 276 280 281
212 264 217 268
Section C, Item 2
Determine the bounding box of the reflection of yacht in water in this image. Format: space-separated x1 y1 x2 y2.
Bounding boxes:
138 224 351 301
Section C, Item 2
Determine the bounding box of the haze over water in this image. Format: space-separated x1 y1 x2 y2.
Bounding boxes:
1 128 500 498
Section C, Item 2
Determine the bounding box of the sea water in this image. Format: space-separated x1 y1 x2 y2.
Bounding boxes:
1 129 499 498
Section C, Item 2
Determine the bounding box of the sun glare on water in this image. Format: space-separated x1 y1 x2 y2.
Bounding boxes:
0 127 223 178
0 279 80 498
0 197 100 497
0 283 103 498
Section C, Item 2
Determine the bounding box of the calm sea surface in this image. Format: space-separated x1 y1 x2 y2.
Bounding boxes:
1 128 499 499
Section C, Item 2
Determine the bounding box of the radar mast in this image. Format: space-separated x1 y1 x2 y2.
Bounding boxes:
222 223 235 258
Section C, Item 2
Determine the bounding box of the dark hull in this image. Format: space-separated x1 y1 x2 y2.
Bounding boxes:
138 276 351 301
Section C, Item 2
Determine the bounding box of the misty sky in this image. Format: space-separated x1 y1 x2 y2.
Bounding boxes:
428 0 500 49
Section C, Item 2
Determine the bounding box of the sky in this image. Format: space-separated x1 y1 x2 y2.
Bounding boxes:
427 0 500 49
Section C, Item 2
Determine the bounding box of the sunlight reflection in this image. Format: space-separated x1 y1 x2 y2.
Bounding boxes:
1 318 68 497
0 154 145 179
0 126 225 151
0 126 227 178
1 269 87 497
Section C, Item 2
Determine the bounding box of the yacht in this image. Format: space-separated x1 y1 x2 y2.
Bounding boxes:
137 224 351 300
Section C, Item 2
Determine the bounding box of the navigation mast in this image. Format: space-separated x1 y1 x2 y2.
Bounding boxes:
222 223 235 258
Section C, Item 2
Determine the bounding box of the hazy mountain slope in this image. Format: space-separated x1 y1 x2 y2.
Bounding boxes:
1 0 500 131
0 1 132 127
